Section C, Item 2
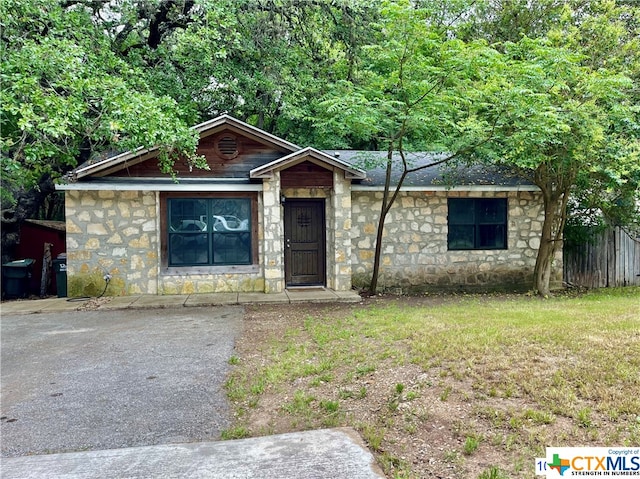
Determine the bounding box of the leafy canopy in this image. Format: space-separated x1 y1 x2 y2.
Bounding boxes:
1 0 204 206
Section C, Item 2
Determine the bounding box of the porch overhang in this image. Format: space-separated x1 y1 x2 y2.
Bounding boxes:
249 147 366 180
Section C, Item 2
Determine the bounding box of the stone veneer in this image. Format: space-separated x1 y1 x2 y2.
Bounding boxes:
350 190 562 293
262 174 284 293
64 174 353 296
65 189 270 296
281 169 353 292
65 189 159 297
64 186 557 296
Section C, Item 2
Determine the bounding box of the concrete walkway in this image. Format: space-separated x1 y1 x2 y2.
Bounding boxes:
0 288 362 315
0 428 386 479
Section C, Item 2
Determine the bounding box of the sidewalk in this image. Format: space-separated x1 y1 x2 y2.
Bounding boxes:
1 428 386 479
0 288 362 315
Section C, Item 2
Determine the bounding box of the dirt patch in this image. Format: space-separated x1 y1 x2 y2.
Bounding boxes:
229 295 638 478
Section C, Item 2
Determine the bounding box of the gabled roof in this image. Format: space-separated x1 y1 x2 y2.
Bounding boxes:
66 114 535 191
250 147 366 180
193 115 300 151
72 145 159 180
72 114 301 180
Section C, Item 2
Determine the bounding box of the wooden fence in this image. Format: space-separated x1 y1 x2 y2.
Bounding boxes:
563 227 640 288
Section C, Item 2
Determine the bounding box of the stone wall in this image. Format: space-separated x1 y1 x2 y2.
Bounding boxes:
158 271 265 295
65 190 159 297
330 171 353 291
65 190 269 296
262 174 285 293
65 186 557 296
350 190 562 293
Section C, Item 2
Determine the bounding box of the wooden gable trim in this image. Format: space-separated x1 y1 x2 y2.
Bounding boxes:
74 147 159 179
103 130 285 179
281 160 334 188
195 115 301 152
249 147 366 180
73 115 300 180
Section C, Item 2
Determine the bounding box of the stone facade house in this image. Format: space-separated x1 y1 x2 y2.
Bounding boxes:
57 115 560 297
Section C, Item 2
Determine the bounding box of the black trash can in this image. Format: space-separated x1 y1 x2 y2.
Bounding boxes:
2 259 35 298
53 254 67 298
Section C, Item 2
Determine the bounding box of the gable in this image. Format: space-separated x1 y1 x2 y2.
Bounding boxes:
72 115 299 180
250 147 366 181
102 128 290 179
281 161 334 188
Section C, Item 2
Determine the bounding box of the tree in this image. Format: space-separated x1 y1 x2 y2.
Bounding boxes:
1 0 373 260
559 1 640 234
109 0 376 139
454 0 572 43
479 34 638 295
314 0 505 293
1 0 204 260
314 0 638 296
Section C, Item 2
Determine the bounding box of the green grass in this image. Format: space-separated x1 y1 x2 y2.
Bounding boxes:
225 287 640 478
478 466 509 479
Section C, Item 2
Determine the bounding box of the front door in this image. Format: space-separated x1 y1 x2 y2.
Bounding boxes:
284 199 326 287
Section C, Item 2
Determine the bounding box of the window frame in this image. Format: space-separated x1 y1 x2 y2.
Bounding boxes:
447 198 508 251
160 192 259 273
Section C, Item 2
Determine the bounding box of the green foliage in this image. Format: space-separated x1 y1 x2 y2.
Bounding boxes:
314 0 503 153
1 0 202 209
319 399 339 413
282 390 315 415
310 0 511 292
467 6 640 293
2 0 638 282
220 426 249 440
463 435 481 455
478 466 510 479
456 0 568 43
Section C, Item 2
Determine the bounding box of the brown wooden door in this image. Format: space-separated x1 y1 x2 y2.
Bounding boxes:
284 200 326 286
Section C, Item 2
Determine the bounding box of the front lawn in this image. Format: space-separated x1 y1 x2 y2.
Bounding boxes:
224 288 640 478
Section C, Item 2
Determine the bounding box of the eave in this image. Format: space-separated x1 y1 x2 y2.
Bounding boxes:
351 184 541 192
56 178 263 192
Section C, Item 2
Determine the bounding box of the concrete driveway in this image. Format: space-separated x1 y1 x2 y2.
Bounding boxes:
1 306 244 457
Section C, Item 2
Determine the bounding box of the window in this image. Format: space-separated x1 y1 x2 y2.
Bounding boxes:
168 198 252 266
447 198 507 250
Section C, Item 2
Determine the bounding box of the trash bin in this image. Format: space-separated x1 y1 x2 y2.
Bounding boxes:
53 253 67 298
2 259 35 298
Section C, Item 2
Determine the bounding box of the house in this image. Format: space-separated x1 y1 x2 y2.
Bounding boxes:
56 115 560 297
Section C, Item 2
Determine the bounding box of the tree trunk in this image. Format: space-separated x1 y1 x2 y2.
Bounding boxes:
366 144 463 294
533 203 558 296
533 163 573 296
368 157 393 294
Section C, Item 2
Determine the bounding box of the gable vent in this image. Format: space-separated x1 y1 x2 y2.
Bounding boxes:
216 135 239 159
